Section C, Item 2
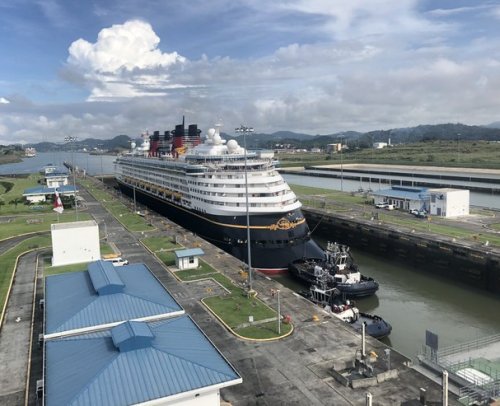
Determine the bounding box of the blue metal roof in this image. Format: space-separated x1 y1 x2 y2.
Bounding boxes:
111 321 154 352
372 186 428 200
45 262 184 336
23 185 77 195
45 317 242 406
175 248 205 258
87 261 125 295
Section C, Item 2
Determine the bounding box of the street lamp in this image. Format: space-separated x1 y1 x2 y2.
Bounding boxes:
235 124 255 294
64 136 79 220
456 133 461 164
340 137 344 192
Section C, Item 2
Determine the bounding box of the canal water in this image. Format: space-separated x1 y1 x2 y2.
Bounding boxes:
2 153 500 358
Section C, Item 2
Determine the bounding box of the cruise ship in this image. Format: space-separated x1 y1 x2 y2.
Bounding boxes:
114 119 324 274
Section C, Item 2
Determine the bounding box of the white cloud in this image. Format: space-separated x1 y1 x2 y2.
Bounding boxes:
66 20 186 100
0 97 10 104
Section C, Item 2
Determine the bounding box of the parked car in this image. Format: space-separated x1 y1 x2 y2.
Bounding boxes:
375 203 388 209
415 211 427 219
103 257 129 266
409 209 419 215
384 204 394 210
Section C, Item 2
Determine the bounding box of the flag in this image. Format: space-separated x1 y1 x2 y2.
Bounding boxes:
53 190 64 214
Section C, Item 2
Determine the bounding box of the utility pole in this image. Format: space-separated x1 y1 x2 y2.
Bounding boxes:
235 125 255 295
64 136 79 220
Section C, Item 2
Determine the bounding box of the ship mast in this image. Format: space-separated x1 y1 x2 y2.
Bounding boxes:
235 125 255 295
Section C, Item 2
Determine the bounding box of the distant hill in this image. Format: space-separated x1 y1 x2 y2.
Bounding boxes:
27 122 500 152
32 134 132 153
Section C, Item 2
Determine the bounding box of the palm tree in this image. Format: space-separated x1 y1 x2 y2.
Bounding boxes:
9 197 24 209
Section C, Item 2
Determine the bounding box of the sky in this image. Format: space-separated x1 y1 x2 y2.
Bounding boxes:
1 0 500 145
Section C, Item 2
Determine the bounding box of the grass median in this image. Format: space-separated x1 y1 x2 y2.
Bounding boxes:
80 178 154 233
0 235 51 320
141 235 292 339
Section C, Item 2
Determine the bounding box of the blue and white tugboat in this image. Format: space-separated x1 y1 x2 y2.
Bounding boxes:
304 274 391 339
289 242 379 298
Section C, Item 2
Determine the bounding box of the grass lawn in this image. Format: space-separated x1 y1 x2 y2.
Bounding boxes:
44 259 90 276
175 262 218 281
173 259 290 340
80 178 154 232
141 236 181 252
0 235 51 318
290 184 368 205
0 212 92 240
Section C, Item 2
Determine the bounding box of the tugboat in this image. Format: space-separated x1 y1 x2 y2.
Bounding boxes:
304 277 392 339
289 242 379 298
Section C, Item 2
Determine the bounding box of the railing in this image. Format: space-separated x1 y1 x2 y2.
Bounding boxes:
438 333 500 358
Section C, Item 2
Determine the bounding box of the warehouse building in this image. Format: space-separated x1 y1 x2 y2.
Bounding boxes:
372 186 470 217
44 260 184 339
41 260 241 405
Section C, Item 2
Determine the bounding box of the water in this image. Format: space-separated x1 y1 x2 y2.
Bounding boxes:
0 152 116 176
276 239 500 358
2 155 500 358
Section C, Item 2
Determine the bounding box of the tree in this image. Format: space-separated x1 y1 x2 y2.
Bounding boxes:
9 197 24 209
0 199 4 211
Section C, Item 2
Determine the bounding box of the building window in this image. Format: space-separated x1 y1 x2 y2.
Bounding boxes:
189 256 195 264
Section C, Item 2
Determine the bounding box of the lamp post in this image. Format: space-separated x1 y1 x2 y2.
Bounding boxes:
456 133 461 164
235 124 255 294
340 136 344 192
64 136 79 220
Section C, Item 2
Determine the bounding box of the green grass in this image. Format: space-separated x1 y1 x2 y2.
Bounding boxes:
0 235 51 317
203 294 275 328
277 140 500 169
80 178 154 232
141 236 181 252
0 212 92 241
290 183 500 248
156 251 176 266
44 259 90 276
235 320 292 339
175 261 218 281
173 258 289 340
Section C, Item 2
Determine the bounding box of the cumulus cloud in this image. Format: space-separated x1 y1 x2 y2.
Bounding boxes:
66 20 186 100
0 97 10 104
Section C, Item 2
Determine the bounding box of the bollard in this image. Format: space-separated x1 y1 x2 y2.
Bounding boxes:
419 388 426 405
442 370 448 406
365 392 372 406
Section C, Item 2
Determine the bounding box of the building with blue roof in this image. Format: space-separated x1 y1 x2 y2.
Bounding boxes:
372 186 429 212
174 248 205 270
23 185 78 204
44 317 242 406
44 260 184 339
372 186 469 217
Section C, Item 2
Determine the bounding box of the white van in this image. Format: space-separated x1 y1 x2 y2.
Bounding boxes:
103 257 129 266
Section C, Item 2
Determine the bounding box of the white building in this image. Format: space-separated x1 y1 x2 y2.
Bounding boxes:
429 188 469 217
175 248 205 270
373 142 388 149
51 220 101 266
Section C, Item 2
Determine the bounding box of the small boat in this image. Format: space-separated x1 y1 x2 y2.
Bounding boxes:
25 147 36 157
289 242 379 298
303 280 392 339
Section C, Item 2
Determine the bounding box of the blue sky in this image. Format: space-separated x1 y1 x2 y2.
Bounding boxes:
1 0 500 144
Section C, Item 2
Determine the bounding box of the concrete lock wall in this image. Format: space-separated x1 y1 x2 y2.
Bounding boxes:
303 209 500 294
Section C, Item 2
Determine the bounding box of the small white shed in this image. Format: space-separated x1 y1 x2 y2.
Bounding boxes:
429 188 469 217
175 248 205 270
51 220 101 266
